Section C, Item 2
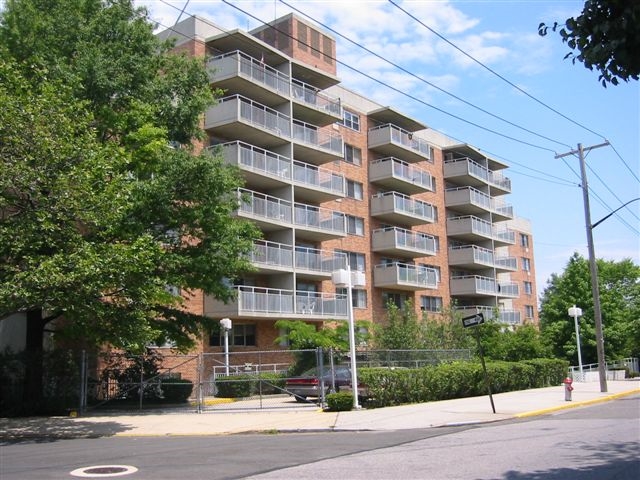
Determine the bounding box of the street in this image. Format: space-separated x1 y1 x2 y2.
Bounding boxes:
1 395 638 480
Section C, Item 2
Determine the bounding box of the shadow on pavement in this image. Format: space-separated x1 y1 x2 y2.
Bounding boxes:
0 416 132 443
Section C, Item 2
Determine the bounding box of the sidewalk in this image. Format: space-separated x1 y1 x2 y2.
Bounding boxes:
2 380 638 440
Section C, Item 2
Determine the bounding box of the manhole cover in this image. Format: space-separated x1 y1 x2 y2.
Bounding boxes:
70 465 138 477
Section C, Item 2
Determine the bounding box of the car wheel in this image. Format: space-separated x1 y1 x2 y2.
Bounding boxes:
294 395 307 403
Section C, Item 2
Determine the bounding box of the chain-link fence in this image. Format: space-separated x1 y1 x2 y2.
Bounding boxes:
0 347 472 416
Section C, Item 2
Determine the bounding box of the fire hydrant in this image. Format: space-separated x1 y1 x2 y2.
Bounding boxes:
563 377 574 401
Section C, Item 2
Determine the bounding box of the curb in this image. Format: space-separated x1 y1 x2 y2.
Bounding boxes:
514 388 640 419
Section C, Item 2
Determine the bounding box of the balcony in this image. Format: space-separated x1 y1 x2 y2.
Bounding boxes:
205 95 291 148
294 246 347 279
444 157 511 195
207 51 290 106
369 157 434 194
446 215 516 246
291 79 342 126
292 120 343 164
448 245 495 270
292 160 345 202
373 263 438 291
219 141 291 189
445 186 513 221
250 240 293 274
236 188 291 231
371 191 436 226
293 202 347 240
204 286 348 320
450 275 519 298
368 124 433 163
372 227 437 258
455 305 521 325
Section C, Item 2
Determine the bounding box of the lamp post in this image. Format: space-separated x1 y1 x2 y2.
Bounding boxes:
332 263 365 410
568 305 584 380
219 318 232 376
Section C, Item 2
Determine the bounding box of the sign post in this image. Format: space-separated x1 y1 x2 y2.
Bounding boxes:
462 313 495 414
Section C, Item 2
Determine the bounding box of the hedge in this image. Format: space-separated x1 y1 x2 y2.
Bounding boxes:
215 373 286 398
359 358 568 408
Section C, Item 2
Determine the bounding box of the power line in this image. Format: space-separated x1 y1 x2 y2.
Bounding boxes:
279 0 572 151
609 141 640 183
387 0 609 141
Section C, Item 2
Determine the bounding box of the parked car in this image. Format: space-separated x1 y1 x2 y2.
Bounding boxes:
285 365 352 402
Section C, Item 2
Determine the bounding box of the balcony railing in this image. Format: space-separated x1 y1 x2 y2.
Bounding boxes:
295 247 347 273
208 50 290 96
374 263 438 289
293 160 345 196
372 227 437 256
444 156 511 192
368 124 433 161
454 305 521 325
445 186 514 218
234 286 348 317
370 157 434 191
251 240 293 269
220 141 291 181
450 275 519 297
237 188 292 224
449 245 494 267
372 191 436 223
292 120 343 155
292 79 341 116
293 203 346 235
446 215 516 244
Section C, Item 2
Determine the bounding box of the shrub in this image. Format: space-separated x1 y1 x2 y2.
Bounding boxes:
161 379 193 403
215 375 255 398
326 392 353 411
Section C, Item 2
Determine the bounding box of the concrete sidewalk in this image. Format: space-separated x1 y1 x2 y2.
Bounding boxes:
1 380 638 440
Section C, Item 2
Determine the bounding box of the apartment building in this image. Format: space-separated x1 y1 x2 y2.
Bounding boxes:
160 13 538 353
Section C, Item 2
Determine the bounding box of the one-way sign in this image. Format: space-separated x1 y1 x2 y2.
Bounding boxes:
462 313 485 328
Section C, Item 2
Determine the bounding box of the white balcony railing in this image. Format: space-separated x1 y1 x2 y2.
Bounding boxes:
374 263 438 289
372 227 437 255
237 188 292 223
444 156 511 192
292 120 343 155
233 286 348 317
293 203 346 235
372 191 436 223
208 50 290 96
292 79 341 116
370 157 434 191
220 141 291 180
293 160 345 195
368 124 433 161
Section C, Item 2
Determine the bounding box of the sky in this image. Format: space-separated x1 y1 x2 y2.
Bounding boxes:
8 0 629 302
133 0 640 302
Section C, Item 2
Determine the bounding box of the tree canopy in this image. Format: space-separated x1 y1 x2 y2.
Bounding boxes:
538 0 640 87
0 0 261 353
539 252 640 364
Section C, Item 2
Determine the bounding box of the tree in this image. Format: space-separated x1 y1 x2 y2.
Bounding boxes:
0 0 261 360
539 252 640 364
538 0 640 87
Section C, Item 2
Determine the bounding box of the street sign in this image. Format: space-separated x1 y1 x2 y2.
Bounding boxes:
462 313 484 328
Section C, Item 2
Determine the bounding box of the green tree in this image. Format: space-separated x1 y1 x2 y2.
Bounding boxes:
372 300 425 350
538 0 640 87
0 0 261 359
539 252 640 364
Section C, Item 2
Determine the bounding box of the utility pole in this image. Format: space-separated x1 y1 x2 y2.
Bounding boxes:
556 142 609 393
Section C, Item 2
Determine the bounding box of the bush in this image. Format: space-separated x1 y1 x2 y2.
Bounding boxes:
215 375 255 398
161 379 193 403
358 358 570 409
326 392 353 411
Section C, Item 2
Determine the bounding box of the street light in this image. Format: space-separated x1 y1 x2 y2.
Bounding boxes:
568 305 584 380
219 318 232 376
332 263 365 410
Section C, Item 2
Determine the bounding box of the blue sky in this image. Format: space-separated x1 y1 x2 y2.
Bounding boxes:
137 0 639 301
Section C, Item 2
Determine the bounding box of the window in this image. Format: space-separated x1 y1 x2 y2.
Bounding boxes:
346 180 363 200
522 257 531 272
525 305 535 318
524 281 533 295
336 250 366 272
336 288 368 308
420 296 442 312
298 23 307 51
520 234 530 248
382 292 409 309
210 324 256 347
344 144 362 165
420 264 441 283
346 215 364 236
342 110 360 131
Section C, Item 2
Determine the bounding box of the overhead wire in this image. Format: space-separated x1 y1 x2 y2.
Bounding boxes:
279 0 572 151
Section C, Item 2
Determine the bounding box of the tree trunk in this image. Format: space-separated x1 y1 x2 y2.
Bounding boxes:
23 309 47 404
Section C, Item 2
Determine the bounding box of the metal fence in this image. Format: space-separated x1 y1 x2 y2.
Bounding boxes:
0 347 473 416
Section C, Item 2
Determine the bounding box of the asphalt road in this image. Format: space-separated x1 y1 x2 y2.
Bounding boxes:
1 395 638 480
